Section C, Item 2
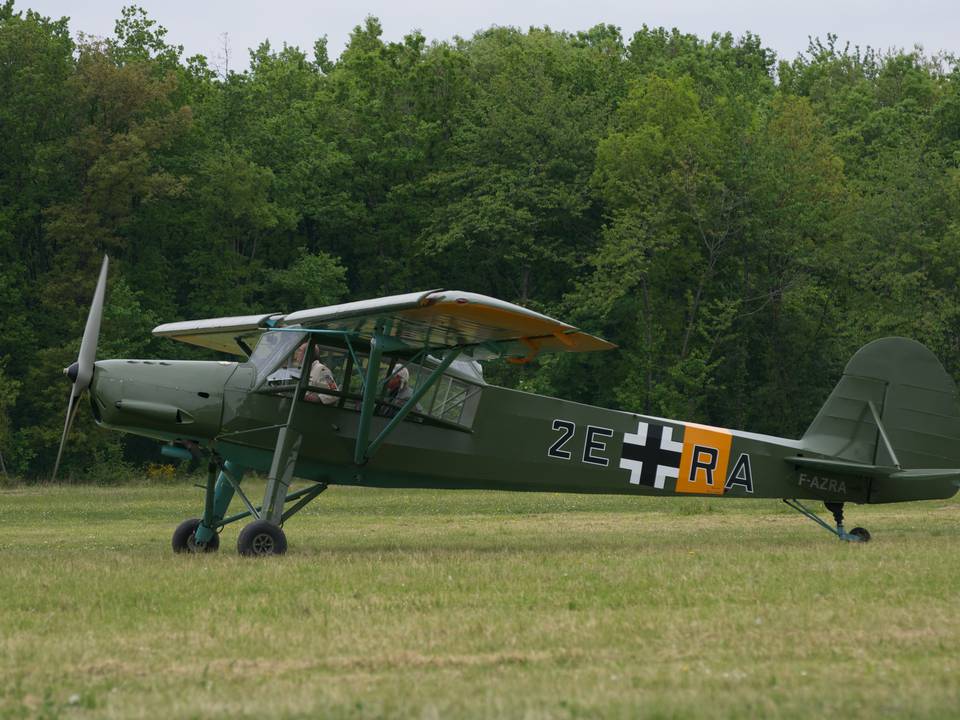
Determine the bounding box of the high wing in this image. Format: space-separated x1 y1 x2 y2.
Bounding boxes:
152 313 283 355
153 290 615 361
283 290 615 360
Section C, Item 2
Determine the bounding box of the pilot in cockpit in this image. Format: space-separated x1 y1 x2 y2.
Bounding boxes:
267 342 339 405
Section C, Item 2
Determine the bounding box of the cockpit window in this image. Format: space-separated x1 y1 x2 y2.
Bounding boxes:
250 330 305 387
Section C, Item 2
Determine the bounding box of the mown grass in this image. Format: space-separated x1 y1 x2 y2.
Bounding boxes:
1 482 958 719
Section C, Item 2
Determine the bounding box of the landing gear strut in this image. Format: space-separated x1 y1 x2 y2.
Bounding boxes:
783 499 871 542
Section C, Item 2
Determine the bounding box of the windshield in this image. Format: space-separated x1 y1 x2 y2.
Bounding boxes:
249 330 306 387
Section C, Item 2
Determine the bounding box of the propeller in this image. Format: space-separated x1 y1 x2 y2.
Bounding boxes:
52 255 109 481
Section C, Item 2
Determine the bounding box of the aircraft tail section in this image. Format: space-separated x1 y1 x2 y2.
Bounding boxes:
799 337 960 502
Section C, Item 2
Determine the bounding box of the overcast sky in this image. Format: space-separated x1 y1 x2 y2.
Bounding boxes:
19 0 960 71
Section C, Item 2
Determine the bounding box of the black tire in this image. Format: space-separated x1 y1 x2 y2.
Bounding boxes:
849 527 871 543
172 518 220 553
237 520 287 557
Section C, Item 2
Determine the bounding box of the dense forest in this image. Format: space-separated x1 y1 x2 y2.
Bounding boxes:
1 2 958 480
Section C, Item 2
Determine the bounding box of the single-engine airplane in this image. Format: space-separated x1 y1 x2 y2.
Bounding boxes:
54 257 960 555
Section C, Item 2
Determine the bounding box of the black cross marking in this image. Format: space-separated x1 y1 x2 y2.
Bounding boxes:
619 422 683 488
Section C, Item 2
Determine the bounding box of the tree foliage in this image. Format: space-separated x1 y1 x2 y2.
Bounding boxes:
1 4 959 478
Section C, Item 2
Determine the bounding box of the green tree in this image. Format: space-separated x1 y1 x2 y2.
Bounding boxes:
264 249 349 311
418 27 618 305
578 75 737 418
0 356 21 469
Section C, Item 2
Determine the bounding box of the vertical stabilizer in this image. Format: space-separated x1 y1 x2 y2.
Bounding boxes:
802 337 960 471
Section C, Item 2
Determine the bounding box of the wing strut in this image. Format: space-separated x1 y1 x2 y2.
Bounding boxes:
353 324 386 465
261 335 315 524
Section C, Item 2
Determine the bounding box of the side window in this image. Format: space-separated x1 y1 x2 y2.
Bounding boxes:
416 372 481 426
369 359 482 428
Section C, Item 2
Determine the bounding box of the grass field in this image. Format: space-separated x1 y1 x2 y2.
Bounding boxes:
1 481 959 719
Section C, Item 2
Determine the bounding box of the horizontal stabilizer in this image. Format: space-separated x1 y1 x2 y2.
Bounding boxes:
787 456 897 477
888 468 960 482
788 456 960 501
873 468 960 502
789 456 960 482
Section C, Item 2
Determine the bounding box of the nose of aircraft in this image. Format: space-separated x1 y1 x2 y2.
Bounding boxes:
90 359 237 443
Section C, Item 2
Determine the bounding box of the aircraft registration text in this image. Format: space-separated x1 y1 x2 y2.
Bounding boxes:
797 473 847 495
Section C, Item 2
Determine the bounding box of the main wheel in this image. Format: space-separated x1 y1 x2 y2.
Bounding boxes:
237 520 287 557
849 527 871 543
172 518 220 553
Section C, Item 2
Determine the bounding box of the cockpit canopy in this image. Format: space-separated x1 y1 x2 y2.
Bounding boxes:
249 330 484 429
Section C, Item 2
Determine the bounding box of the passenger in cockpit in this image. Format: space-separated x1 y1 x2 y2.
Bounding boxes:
380 366 420 417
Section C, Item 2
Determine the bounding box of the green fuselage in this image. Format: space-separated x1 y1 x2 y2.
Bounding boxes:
91 357 958 506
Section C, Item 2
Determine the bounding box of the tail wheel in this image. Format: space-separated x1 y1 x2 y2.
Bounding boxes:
237 520 287 557
172 518 220 553
849 527 871 543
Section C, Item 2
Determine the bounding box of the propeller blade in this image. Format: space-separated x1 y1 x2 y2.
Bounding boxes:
74 255 109 391
51 386 83 482
52 254 109 481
